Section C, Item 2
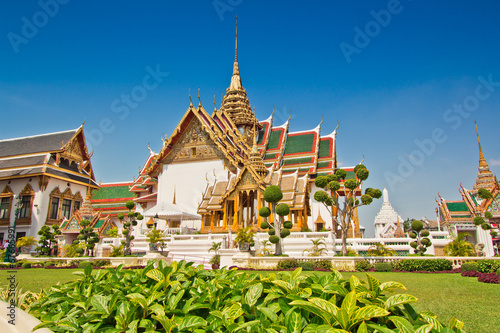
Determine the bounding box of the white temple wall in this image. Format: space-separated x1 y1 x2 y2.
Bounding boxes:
309 184 334 230
0 178 87 242
157 159 228 213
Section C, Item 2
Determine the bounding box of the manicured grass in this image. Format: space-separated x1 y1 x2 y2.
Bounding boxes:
254 270 500 333
1 268 498 332
0 268 83 293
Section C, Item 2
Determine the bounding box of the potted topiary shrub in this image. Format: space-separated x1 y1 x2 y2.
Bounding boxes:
235 227 255 251
16 236 37 254
146 227 164 252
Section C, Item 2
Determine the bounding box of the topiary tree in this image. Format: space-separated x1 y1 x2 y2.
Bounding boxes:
473 189 498 239
314 164 382 256
408 220 432 255
118 201 143 256
258 185 292 255
74 219 100 257
36 224 61 256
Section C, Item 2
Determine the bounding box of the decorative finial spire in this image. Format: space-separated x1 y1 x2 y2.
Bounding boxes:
475 120 486 166
188 88 193 108
198 88 201 107
473 120 495 190
230 16 241 89
234 15 238 74
172 186 176 205
213 95 217 112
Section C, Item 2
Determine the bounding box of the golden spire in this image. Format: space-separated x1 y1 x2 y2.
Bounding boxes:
233 15 239 76
473 121 495 190
475 120 487 168
188 88 193 108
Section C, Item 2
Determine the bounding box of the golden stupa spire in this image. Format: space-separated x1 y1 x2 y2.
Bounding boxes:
230 16 242 90
475 120 487 168
233 15 239 76
473 121 495 190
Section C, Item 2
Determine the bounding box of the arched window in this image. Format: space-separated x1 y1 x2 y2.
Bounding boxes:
0 186 13 224
61 188 73 220
48 187 62 220
19 184 34 220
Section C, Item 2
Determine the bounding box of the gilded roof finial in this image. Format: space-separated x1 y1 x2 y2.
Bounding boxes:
334 120 339 132
173 186 176 205
234 15 238 74
213 95 217 112
359 155 365 164
198 88 201 108
475 120 486 166
319 114 324 126
272 105 275 116
188 88 193 108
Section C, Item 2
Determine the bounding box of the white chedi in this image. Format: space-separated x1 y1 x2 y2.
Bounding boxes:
374 188 403 238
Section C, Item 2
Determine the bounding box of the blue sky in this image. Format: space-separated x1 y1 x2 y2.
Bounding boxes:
1 1 500 236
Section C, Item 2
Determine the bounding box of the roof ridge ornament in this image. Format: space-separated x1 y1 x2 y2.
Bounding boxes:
188 88 193 108
198 88 202 108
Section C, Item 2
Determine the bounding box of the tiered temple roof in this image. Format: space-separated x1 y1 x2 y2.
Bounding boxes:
437 122 500 226
0 126 98 189
90 182 134 217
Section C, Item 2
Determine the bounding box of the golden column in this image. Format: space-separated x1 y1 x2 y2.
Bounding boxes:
232 192 239 231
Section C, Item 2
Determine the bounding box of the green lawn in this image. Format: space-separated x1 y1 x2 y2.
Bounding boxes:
0 269 498 333
0 268 83 293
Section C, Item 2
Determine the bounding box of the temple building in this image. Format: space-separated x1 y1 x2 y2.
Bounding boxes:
436 122 499 256
132 22 364 237
373 188 405 238
0 126 98 246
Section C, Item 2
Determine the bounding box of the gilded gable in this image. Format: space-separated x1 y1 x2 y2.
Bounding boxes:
163 118 224 164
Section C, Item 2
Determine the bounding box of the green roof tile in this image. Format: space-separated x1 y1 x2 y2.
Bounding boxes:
283 157 313 166
257 123 268 145
94 219 105 228
317 161 331 169
284 133 314 155
446 202 469 212
267 129 283 150
318 139 331 158
92 185 132 201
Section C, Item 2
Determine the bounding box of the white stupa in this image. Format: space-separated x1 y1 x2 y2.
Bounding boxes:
374 188 404 238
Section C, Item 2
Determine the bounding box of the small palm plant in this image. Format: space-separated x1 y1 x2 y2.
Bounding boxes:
367 242 396 256
444 232 476 256
209 241 222 267
260 239 272 256
303 238 328 256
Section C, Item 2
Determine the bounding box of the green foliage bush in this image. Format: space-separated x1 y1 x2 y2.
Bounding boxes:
476 259 500 273
44 261 56 268
394 259 453 272
276 259 299 270
298 261 315 271
93 259 111 267
355 260 372 272
30 260 465 332
69 259 80 267
313 259 333 271
460 262 478 272
263 185 283 203
496 267 500 276
78 261 92 269
374 262 394 272
283 221 293 229
21 262 32 269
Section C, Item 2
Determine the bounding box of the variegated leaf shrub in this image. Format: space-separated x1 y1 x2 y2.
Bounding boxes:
30 260 465 332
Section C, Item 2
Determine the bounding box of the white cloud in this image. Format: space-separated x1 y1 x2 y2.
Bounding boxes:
489 159 500 166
